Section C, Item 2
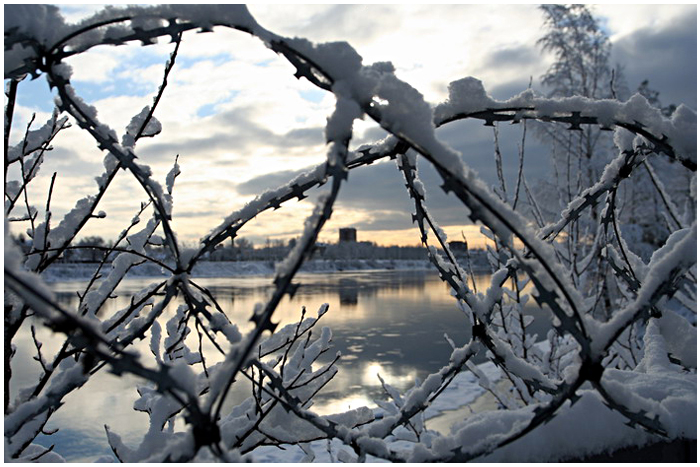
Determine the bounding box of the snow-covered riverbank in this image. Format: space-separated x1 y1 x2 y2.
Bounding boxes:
42 259 446 282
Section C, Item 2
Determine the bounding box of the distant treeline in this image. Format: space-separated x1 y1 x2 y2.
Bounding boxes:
199 238 489 265
12 234 489 267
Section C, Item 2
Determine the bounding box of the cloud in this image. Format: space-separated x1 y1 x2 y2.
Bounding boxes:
138 108 326 164
286 127 326 146
487 80 537 101
11 4 692 247
597 4 695 41
236 167 307 195
56 4 107 24
65 46 136 84
251 4 549 104
352 210 415 232
235 158 425 239
48 146 104 175
481 46 540 71
249 4 402 49
237 158 414 212
170 209 221 219
611 11 697 108
234 112 554 237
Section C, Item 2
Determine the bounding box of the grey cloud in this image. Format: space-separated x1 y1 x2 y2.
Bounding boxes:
138 133 244 164
488 79 540 101
171 209 220 219
612 11 696 108
284 5 402 47
176 178 239 194
98 202 153 218
351 126 391 148
339 161 415 212
235 115 554 233
353 210 416 232
237 158 416 213
286 127 325 145
482 46 540 71
139 106 325 163
437 118 551 187
45 146 104 176
237 168 309 195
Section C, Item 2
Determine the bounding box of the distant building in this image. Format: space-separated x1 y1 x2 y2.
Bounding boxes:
448 241 470 257
339 227 357 243
448 240 467 252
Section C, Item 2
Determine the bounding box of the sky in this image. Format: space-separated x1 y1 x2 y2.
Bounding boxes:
5 3 697 249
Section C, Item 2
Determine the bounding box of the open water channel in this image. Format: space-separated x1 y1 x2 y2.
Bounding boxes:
15 269 549 461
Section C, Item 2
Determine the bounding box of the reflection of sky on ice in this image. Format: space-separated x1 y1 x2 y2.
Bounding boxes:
35 372 150 463
19 269 548 461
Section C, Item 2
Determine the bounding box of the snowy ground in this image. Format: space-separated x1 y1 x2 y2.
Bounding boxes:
247 358 668 463
248 336 695 462
248 360 694 463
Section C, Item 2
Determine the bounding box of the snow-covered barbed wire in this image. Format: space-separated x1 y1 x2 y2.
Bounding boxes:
4 4 696 462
